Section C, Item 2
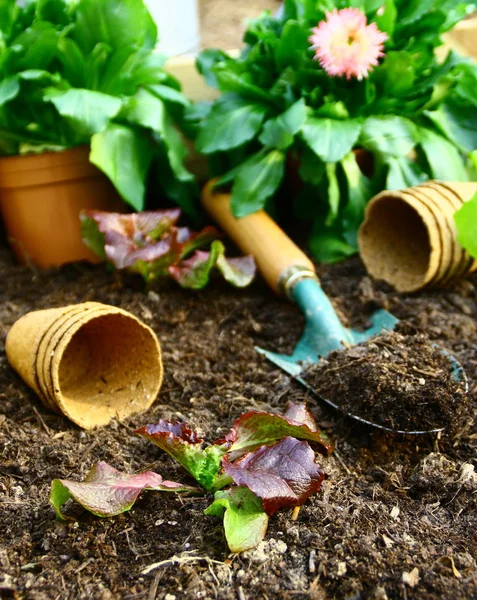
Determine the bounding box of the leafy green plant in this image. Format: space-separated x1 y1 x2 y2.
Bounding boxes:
454 191 477 257
50 403 332 553
80 208 256 288
192 0 477 262
0 0 195 212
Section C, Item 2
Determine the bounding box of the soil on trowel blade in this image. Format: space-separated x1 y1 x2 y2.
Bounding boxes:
302 329 469 433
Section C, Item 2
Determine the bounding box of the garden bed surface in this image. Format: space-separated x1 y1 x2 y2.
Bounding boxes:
0 247 476 600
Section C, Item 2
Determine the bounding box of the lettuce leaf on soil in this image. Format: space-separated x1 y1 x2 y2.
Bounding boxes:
169 240 256 289
50 461 196 520
223 402 333 458
205 486 269 553
81 209 256 288
454 192 477 258
222 437 325 515
135 421 228 490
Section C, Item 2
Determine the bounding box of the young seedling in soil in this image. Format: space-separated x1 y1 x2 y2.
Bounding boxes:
80 208 256 288
302 330 469 433
50 403 332 553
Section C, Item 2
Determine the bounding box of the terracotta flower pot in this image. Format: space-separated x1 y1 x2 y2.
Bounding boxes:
0 145 125 268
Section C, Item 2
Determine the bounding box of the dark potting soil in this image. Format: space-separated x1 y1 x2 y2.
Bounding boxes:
303 330 469 434
1 245 477 600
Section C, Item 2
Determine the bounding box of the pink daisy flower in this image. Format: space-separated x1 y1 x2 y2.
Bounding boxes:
309 8 388 80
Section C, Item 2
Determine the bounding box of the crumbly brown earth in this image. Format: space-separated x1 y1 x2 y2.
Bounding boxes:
1 242 477 600
302 329 469 434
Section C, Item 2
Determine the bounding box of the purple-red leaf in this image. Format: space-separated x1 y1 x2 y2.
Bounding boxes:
135 421 227 490
136 420 203 444
80 210 255 288
50 461 196 520
222 437 325 515
169 240 256 289
175 225 221 258
223 403 332 459
168 247 218 289
283 402 320 431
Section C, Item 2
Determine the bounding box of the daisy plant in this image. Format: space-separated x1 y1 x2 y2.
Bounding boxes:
192 0 477 262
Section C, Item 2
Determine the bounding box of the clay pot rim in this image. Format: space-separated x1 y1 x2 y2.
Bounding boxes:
0 144 91 175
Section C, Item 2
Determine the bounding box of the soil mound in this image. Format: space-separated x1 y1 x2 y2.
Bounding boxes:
303 330 469 433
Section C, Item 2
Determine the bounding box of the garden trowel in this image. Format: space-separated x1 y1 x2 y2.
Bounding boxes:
201 180 466 434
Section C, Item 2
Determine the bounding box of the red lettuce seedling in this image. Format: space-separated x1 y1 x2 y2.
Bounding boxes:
204 486 269 553
49 403 330 554
222 437 325 516
50 461 197 520
80 209 256 288
135 420 228 490
223 401 332 459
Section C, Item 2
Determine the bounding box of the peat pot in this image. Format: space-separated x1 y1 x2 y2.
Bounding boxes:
0 145 125 268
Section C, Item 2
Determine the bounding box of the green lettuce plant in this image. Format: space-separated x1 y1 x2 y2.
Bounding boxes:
0 0 195 213
192 0 477 262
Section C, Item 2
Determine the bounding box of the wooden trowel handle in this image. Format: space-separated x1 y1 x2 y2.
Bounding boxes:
201 180 316 295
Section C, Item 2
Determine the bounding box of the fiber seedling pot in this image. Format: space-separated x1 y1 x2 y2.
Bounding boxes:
0 146 125 268
5 302 163 429
358 181 477 292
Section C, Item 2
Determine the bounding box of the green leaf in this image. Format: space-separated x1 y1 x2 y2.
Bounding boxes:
374 0 397 35
147 84 190 108
298 147 326 186
169 240 256 290
73 0 157 55
309 221 357 264
0 75 19 107
84 42 111 90
454 192 477 258
80 213 107 260
205 487 269 553
325 162 340 225
360 116 417 157
373 51 415 96
385 155 427 190
231 150 286 217
56 37 87 88
196 95 268 154
214 66 275 105
419 127 468 181
12 22 60 71
170 240 222 290
45 88 123 137
275 20 310 71
136 421 227 490
340 151 372 246
90 124 154 211
36 0 70 25
196 49 230 88
215 241 257 287
426 101 477 154
259 99 307 149
0 0 17 38
301 118 362 163
398 0 437 26
122 89 193 184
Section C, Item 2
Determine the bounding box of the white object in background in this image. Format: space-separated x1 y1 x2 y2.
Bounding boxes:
145 0 201 56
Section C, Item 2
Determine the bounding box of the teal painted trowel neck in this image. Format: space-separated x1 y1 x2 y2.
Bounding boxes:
256 275 398 378
289 277 399 364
